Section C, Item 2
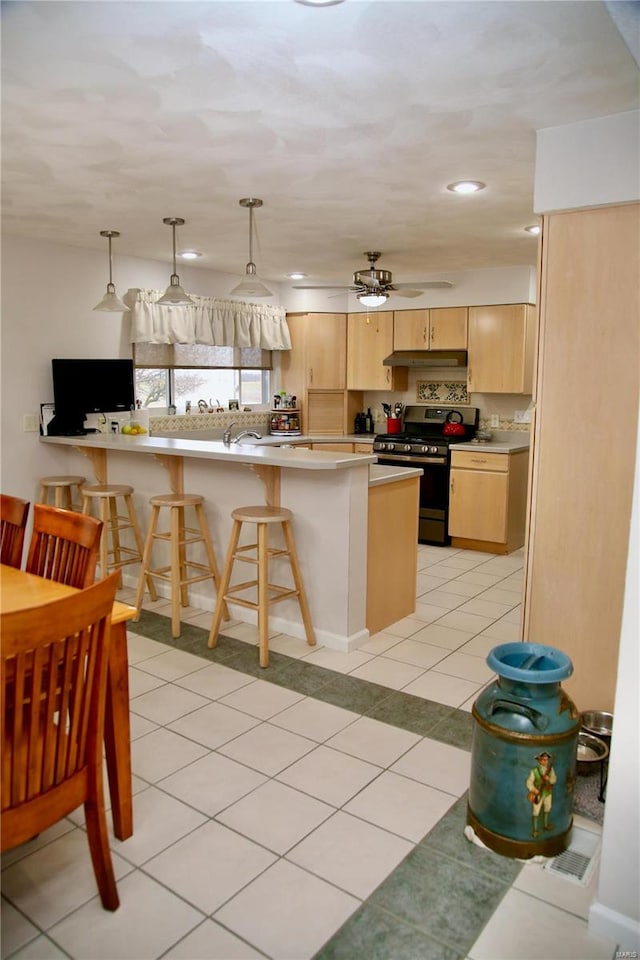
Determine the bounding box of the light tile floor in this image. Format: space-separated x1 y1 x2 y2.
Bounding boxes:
1 544 619 960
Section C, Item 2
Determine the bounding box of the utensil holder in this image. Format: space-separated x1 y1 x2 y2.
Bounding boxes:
386 417 401 434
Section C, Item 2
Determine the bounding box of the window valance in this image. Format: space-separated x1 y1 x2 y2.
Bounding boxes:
128 289 291 350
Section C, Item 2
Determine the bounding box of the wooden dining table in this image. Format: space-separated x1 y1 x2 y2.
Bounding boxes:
0 563 136 840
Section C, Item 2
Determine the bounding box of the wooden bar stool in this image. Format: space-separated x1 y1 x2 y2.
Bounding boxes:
81 483 155 597
39 475 86 511
208 505 316 668
135 493 229 638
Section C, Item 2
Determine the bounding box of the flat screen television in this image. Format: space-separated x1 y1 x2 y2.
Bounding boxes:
49 358 135 435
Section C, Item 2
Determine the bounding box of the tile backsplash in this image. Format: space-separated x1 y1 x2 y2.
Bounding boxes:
416 381 469 404
148 411 270 434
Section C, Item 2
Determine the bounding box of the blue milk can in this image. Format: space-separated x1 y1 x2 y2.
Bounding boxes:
467 642 580 859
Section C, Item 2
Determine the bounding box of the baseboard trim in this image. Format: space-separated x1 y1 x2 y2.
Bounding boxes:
589 900 640 953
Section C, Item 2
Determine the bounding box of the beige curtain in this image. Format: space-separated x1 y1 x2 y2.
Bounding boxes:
128 289 291 350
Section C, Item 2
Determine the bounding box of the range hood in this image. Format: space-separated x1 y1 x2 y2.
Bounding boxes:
383 349 468 367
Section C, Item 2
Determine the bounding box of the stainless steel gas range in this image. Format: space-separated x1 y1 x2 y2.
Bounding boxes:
373 405 479 545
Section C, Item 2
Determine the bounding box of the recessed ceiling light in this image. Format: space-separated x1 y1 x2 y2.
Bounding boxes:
179 250 202 260
446 180 486 194
524 224 540 235
294 0 346 6
288 272 307 280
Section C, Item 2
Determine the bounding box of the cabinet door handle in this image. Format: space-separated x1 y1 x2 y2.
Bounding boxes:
450 477 455 493
471 458 488 464
386 367 391 383
429 326 434 343
309 367 313 384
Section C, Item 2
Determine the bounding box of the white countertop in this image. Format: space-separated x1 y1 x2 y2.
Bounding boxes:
369 464 423 486
454 439 530 453
41 433 376 471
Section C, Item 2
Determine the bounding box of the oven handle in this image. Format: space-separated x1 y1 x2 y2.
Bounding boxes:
375 454 448 466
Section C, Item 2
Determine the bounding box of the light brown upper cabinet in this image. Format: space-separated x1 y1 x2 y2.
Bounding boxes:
393 307 468 351
467 304 536 393
281 312 347 392
347 312 408 391
281 313 363 434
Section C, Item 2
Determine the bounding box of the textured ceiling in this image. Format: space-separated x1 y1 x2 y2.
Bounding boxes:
1 1 638 287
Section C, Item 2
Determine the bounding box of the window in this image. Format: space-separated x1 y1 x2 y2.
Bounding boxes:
133 344 271 410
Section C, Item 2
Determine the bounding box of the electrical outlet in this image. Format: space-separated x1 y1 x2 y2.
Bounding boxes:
514 410 532 423
23 413 39 432
490 414 500 428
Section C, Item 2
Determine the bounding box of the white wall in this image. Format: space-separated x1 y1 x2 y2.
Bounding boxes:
589 416 640 950
534 111 640 952
534 109 640 214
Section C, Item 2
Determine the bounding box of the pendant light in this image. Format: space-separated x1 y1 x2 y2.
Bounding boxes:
229 198 273 298
357 292 389 308
157 217 195 306
93 230 127 312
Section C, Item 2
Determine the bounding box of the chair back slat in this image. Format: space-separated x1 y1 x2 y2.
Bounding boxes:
26 504 103 588
0 494 30 569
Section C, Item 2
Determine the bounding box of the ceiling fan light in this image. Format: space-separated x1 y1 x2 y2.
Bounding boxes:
358 292 388 308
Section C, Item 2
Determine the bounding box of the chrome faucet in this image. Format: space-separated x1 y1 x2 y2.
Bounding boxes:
222 421 237 445
231 429 263 443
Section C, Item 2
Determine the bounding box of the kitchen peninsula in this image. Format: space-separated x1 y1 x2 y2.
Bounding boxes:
42 433 421 650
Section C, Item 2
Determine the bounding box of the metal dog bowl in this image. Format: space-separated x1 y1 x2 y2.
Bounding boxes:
576 731 609 775
580 710 613 742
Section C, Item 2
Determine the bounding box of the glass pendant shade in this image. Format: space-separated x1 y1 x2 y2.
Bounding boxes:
157 218 195 306
93 231 127 312
357 292 388 308
230 198 273 298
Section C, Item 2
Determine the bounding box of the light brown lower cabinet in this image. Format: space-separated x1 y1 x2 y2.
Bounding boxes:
448 449 529 554
367 477 419 635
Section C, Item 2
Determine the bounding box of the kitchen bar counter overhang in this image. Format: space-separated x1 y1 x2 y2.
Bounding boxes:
41 434 421 652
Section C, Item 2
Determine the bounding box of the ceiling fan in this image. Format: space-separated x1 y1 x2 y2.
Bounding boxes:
292 251 453 304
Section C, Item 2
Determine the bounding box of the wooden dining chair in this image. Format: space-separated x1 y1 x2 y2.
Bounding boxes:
0 494 30 569
25 503 103 588
1 572 121 910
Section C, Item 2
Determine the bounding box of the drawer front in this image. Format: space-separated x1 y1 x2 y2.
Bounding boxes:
450 450 509 472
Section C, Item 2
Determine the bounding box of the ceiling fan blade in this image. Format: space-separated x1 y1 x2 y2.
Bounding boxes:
393 281 454 290
392 289 427 299
292 284 350 290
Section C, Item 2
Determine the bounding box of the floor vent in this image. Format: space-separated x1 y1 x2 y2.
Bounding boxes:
544 826 601 886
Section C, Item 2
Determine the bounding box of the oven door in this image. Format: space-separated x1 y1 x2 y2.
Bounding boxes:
375 453 451 546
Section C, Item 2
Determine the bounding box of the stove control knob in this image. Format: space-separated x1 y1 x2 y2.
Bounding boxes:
402 444 412 452
429 445 439 454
